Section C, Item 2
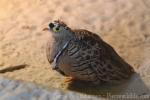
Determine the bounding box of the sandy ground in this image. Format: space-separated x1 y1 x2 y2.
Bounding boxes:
0 0 150 97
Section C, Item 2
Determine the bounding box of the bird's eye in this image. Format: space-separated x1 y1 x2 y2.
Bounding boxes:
53 27 60 32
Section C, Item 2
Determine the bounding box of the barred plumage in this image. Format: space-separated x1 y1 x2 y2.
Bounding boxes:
46 20 134 84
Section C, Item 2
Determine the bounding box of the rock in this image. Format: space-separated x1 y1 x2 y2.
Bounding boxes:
0 77 99 100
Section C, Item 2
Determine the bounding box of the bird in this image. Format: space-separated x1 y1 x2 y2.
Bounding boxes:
44 20 134 85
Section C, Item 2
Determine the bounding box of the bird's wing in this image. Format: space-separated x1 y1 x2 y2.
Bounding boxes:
70 29 134 83
73 29 108 57
73 29 102 46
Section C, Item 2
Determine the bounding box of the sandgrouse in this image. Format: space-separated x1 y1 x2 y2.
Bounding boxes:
45 20 134 84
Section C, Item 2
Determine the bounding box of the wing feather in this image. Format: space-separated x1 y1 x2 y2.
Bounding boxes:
71 29 134 83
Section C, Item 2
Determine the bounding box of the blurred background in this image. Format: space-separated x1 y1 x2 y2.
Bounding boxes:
0 0 150 90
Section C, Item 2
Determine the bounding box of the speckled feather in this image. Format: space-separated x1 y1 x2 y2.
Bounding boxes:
68 29 134 83
46 21 134 84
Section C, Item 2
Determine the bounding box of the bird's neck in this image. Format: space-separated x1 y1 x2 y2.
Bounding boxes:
53 36 72 52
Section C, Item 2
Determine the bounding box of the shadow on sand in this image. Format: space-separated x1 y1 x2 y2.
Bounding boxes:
67 73 150 99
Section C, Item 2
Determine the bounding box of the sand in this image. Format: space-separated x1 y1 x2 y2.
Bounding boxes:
0 0 150 98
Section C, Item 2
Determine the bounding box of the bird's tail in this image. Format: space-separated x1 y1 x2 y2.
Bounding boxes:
104 41 134 78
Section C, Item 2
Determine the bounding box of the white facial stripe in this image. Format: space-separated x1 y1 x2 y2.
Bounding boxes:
54 23 59 27
51 23 58 31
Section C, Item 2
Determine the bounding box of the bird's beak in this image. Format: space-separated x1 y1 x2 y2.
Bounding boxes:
43 23 54 31
42 27 49 31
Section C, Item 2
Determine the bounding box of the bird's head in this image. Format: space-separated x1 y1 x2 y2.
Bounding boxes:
44 20 74 39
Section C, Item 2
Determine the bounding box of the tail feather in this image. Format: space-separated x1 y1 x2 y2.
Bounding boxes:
104 41 134 78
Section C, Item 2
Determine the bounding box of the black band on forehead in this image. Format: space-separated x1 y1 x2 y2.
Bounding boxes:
54 20 67 27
